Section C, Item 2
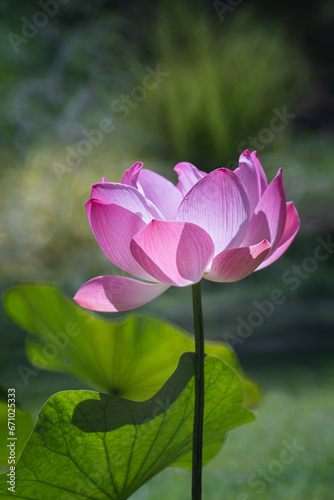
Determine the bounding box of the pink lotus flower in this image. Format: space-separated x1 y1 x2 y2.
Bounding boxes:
74 150 299 312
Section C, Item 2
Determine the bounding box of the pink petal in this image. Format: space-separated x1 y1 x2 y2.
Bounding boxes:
121 162 182 219
250 151 268 195
130 220 215 286
86 200 154 280
90 183 163 223
205 240 271 282
242 169 286 256
121 161 143 187
176 168 250 255
234 150 268 214
74 276 170 312
256 202 300 270
174 162 207 197
136 169 183 220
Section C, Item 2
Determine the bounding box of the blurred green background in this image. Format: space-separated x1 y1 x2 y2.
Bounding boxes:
0 0 333 498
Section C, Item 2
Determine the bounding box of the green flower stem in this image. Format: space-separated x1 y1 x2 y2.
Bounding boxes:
191 281 205 500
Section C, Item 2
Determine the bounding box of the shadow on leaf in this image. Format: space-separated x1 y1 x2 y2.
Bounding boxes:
72 353 195 432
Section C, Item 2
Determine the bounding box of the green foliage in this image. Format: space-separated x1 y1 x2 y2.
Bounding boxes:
130 363 334 499
0 4 139 154
141 4 309 168
0 145 132 291
0 353 254 499
3 284 260 408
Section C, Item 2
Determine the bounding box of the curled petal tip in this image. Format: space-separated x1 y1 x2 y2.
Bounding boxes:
129 161 144 174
